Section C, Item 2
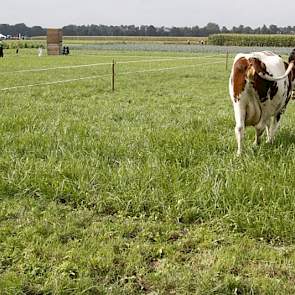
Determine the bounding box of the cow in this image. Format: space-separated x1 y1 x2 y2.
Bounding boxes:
229 49 295 155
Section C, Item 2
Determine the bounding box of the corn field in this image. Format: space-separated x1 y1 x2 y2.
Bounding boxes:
209 34 295 47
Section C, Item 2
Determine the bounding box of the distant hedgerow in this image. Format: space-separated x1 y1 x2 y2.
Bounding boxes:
208 34 295 47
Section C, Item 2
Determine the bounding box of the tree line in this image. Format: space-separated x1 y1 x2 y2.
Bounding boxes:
1 23 295 37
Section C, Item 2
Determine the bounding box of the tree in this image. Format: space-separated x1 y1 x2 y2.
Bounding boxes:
243 26 253 34
146 25 157 36
204 22 220 35
260 25 269 34
170 27 182 36
269 24 279 34
1 22 295 37
31 26 46 36
63 25 78 36
221 26 229 33
191 26 200 36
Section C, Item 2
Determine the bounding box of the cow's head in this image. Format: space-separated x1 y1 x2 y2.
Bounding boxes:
288 48 295 63
288 49 295 96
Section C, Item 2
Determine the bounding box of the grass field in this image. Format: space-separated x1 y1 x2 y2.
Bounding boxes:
1 48 295 294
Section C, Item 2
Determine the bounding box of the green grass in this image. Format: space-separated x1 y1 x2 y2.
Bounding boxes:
1 49 295 294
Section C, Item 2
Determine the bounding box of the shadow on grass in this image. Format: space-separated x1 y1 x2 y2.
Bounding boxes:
246 128 295 154
227 128 295 160
274 129 295 148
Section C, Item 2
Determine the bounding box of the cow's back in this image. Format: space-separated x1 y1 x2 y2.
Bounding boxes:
230 52 289 108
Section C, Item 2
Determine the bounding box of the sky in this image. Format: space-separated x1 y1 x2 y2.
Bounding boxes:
2 0 295 29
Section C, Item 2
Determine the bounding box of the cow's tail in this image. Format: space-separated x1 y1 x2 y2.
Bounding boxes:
258 62 294 82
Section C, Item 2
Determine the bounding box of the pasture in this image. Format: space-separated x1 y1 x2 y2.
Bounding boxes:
1 48 295 294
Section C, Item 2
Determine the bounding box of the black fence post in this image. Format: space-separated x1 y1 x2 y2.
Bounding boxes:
112 59 115 92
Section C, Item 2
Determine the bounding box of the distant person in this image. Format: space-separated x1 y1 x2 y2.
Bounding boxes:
38 46 43 57
63 46 70 55
0 45 4 58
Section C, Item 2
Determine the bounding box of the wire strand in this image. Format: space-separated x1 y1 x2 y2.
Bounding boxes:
0 54 224 75
1 60 224 92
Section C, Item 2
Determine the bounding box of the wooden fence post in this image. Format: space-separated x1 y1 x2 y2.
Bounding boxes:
112 59 115 92
225 51 229 71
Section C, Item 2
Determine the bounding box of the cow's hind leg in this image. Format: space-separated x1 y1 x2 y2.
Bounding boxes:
267 113 281 144
233 102 246 155
235 125 244 155
254 126 265 146
265 118 272 143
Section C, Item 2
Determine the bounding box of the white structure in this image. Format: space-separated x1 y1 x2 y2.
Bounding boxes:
38 47 43 57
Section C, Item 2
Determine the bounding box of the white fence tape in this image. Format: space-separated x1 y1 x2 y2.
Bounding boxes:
1 60 224 92
119 60 224 75
1 55 223 75
1 62 112 74
0 74 111 91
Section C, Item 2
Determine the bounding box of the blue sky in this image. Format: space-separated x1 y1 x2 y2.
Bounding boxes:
2 0 294 28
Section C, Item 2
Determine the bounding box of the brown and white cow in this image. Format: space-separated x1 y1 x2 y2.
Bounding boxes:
229 49 295 155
